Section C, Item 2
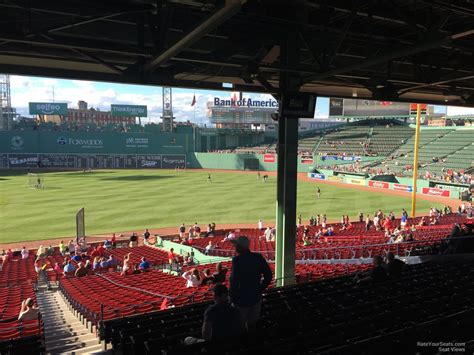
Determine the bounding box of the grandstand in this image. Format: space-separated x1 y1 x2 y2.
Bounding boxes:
1 0 474 353
373 128 474 177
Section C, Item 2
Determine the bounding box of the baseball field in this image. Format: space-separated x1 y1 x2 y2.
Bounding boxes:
0 169 438 243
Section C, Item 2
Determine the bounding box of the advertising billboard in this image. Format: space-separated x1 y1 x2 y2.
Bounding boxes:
111 104 147 117
29 102 68 115
339 99 410 117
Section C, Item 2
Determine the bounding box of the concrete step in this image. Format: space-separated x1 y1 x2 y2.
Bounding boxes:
37 289 101 354
46 337 100 353
45 329 93 341
69 343 105 354
46 333 97 348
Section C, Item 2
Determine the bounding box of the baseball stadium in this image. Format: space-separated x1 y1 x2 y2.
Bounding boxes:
0 1 474 354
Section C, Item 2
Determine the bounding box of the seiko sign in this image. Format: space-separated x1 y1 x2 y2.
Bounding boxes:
214 97 278 108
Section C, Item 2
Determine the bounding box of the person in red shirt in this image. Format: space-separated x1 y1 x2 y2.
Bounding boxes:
383 217 393 233
90 247 99 260
96 244 105 256
111 233 116 248
168 248 177 269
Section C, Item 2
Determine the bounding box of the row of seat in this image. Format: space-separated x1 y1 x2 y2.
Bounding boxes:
99 259 474 354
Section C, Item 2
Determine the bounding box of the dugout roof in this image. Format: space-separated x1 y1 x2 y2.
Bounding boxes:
0 0 473 107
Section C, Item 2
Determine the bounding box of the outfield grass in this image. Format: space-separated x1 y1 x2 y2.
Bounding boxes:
0 169 436 243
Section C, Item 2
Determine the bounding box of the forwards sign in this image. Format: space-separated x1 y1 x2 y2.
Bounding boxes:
76 208 85 242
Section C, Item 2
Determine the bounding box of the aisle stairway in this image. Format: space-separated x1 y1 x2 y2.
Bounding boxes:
36 290 103 354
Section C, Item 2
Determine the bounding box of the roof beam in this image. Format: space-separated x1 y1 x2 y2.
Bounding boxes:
302 30 474 85
142 0 245 72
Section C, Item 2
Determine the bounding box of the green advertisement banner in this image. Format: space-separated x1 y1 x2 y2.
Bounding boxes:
111 104 147 117
29 102 68 115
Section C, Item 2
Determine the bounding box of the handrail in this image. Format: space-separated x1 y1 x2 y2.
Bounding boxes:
201 235 454 259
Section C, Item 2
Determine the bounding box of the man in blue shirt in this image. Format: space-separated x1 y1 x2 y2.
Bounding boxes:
229 236 272 333
139 257 150 271
63 260 76 275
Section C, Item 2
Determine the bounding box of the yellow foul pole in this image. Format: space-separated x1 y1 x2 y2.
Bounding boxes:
411 103 422 218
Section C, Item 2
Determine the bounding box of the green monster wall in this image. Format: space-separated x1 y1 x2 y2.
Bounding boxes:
0 131 192 155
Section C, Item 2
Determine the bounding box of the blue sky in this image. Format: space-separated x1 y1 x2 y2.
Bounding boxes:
9 75 474 124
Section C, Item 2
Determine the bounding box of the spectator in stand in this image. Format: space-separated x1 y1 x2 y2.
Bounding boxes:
193 222 201 237
400 213 408 228
373 214 380 231
36 245 46 258
18 298 40 321
46 245 55 256
63 260 76 276
139 257 150 272
201 269 214 286
84 260 92 272
184 284 242 346
75 262 88 277
53 262 62 273
205 241 214 255
303 235 312 247
129 233 138 248
59 241 67 256
182 268 202 288
206 224 213 237
229 236 272 333
35 257 51 289
68 240 75 254
179 223 186 240
71 253 81 262
143 229 151 245
97 243 105 256
168 248 177 269
111 233 116 248
21 247 29 259
183 252 195 266
356 256 387 283
223 231 236 242
358 212 364 223
258 219 264 230
121 252 132 276
322 215 327 228
100 257 109 269
105 255 116 269
92 256 101 270
104 239 112 249
263 227 272 242
417 216 427 227
212 262 228 284
365 215 371 231
385 252 406 278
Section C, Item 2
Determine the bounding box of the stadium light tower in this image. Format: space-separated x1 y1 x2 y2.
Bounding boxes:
161 87 175 132
0 74 14 130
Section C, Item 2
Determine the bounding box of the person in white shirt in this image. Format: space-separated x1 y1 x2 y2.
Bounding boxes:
264 227 272 242
18 298 39 321
21 247 29 259
223 231 236 242
373 216 380 230
258 219 264 230
205 241 214 255
182 269 202 288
